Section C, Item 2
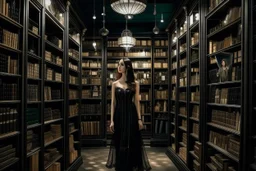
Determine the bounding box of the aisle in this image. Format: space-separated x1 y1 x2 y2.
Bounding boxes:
78 147 178 171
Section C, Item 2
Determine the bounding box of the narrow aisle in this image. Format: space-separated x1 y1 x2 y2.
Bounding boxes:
78 147 178 171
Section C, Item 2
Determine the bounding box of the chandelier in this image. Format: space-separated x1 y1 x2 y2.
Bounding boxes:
110 0 147 19
118 20 136 52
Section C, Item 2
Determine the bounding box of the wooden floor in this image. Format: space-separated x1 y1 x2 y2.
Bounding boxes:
78 147 179 171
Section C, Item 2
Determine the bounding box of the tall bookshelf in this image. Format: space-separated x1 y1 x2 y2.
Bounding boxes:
65 2 83 170
0 0 24 170
81 38 105 146
151 37 169 146
106 37 153 143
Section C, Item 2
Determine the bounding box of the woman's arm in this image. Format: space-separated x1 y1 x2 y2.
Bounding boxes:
111 82 116 123
134 81 141 120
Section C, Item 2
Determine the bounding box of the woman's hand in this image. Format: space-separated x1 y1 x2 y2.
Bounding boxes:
138 120 144 130
110 121 114 133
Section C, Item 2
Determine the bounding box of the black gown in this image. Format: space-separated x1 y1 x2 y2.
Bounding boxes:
106 87 152 171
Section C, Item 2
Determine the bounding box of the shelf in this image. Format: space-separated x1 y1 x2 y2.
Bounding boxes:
208 80 241 86
190 133 199 139
179 142 187 147
190 117 199 122
82 98 101 100
27 147 41 158
179 100 187 103
171 133 176 138
190 84 200 87
44 136 63 147
0 13 22 28
154 56 168 59
179 65 187 70
45 40 64 52
45 60 63 68
27 101 42 104
207 142 239 162
81 114 102 116
69 35 80 47
69 83 79 86
83 56 102 59
45 10 65 31
190 21 199 30
206 0 236 19
69 115 79 119
44 118 63 125
69 98 80 101
0 158 19 171
207 103 241 108
155 46 168 49
142 113 151 116
69 68 79 74
0 131 20 140
191 42 199 49
27 123 41 129
0 72 21 77
178 114 187 119
44 155 63 170
83 67 101 70
190 59 199 65
140 100 151 102
172 55 177 59
69 55 79 62
153 68 168 71
179 32 187 40
207 122 240 135
154 83 168 86
107 56 151 59
179 126 187 132
190 151 199 161
28 30 41 39
171 122 175 126
45 99 64 103
0 43 22 53
179 50 187 56
0 100 21 104
207 43 241 57
206 163 217 171
70 129 79 134
171 68 177 72
154 99 168 101
82 84 101 86
27 77 41 81
28 52 41 60
207 18 241 39
190 101 200 105
134 68 152 71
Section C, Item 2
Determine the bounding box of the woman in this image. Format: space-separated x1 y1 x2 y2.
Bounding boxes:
106 58 152 171
217 59 229 82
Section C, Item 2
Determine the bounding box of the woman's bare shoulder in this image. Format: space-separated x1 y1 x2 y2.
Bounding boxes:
112 80 118 86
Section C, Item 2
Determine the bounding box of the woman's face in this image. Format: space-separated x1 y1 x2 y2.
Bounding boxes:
221 60 226 67
118 59 126 73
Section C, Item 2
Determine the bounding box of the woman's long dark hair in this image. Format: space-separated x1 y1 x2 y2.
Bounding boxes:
116 58 136 91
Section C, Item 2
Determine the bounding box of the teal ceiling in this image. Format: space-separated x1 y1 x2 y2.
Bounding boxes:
72 0 179 36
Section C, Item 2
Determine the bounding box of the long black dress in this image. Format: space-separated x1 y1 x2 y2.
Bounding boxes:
106 87 152 171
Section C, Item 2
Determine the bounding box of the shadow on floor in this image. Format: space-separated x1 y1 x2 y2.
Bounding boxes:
78 147 178 171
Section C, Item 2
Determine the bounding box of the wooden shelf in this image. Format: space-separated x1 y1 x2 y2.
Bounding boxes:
45 60 63 68
0 158 19 171
190 59 199 65
190 117 199 122
44 155 63 170
179 50 187 56
179 142 187 147
69 35 80 47
190 101 200 105
206 163 217 171
28 52 41 60
0 100 21 104
45 10 65 31
69 55 79 62
69 83 79 86
208 80 241 86
44 136 63 147
44 118 63 125
0 72 21 77
45 99 64 103
179 32 187 40
207 142 239 162
178 114 187 119
69 68 79 74
207 122 240 135
27 123 41 129
107 56 151 59
69 115 79 119
0 13 22 28
179 126 187 132
70 129 79 134
0 43 22 53
190 21 199 31
82 56 102 59
207 43 241 57
190 133 199 139
45 40 64 52
190 151 199 161
45 80 63 84
83 67 101 69
191 42 199 48
179 100 187 103
28 30 41 39
27 147 41 158
0 131 20 140
81 114 102 116
27 77 41 81
207 103 241 108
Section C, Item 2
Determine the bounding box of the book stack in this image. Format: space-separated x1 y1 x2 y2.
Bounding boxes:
69 62 78 71
172 75 177 84
0 54 18 74
154 119 168 134
180 58 187 67
68 49 79 59
179 43 187 52
181 120 187 130
69 103 78 117
191 68 200 85
28 84 39 101
69 135 78 164
193 141 202 171
27 130 39 152
191 32 199 45
44 108 61 122
30 152 39 171
209 87 241 105
192 123 199 136
28 62 39 78
154 60 168 68
81 121 100 135
29 19 39 35
136 39 151 47
154 40 168 47
180 92 186 101
69 89 78 100
172 61 177 70
191 89 200 102
227 135 240 157
140 92 150 100
180 107 186 116
45 51 63 66
154 101 167 112
140 103 151 114
179 70 187 86
0 107 17 135
44 87 61 100
154 49 167 57
134 71 151 85
82 51 101 57
209 153 236 171
44 124 61 144
192 105 200 119
0 144 17 168
179 147 187 162
82 60 101 68
44 148 61 168
26 108 39 125
0 27 19 49
155 89 168 99
0 0 19 22
47 36 62 49
69 75 78 84
0 80 18 100
81 104 101 114
154 71 168 84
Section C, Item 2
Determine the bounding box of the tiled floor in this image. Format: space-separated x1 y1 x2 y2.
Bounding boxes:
78 147 178 171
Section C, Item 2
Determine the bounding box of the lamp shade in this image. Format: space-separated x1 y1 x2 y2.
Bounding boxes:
118 29 136 52
110 0 147 16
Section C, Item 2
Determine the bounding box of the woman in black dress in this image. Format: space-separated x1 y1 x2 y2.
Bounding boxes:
106 58 151 171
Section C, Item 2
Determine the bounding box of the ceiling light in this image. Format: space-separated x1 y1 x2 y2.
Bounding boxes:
45 0 51 6
110 0 147 18
93 15 96 20
118 19 136 52
99 0 109 36
160 13 164 23
152 0 159 34
125 14 133 20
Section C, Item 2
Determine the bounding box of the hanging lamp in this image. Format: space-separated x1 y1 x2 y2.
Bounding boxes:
99 0 109 36
118 19 136 52
152 0 159 34
110 0 147 19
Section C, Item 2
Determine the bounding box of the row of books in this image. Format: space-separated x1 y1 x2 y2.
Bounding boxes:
154 101 168 112
154 49 167 57
28 62 39 79
209 0 223 11
44 149 61 170
140 92 150 100
69 135 78 164
70 33 80 44
28 84 39 101
81 104 101 114
0 27 19 49
27 130 39 152
26 108 39 125
154 71 168 84
155 40 168 47
194 141 202 162
154 120 168 134
0 82 18 100
181 119 187 130
0 144 17 168
107 40 152 47
0 54 18 74
180 58 187 67
69 62 78 71
0 107 17 135
155 90 168 99
179 43 187 53
210 87 241 105
45 51 63 66
69 89 78 100
171 49 177 57
180 106 186 116
45 67 62 82
154 61 168 69
81 121 100 135
209 131 240 157
82 60 101 68
135 71 151 83
172 61 177 70
209 153 236 171
82 51 101 57
0 0 19 22
44 124 61 144
179 147 187 163
191 72 200 86
69 75 78 85
44 86 61 100
82 69 101 77
29 152 39 171
191 33 199 46
69 123 75 132
82 77 101 85
180 70 187 86
82 86 101 98
68 49 79 59
192 105 200 119
179 20 187 36
180 92 186 101
211 109 241 131
46 35 62 49
44 108 61 122
108 51 151 57
191 90 200 102
192 123 199 136
69 103 78 117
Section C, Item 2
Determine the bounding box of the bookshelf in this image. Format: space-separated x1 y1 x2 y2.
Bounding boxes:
0 0 23 170
106 37 153 143
81 38 105 146
151 37 169 145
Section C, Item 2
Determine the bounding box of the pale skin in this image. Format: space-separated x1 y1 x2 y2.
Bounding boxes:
110 59 144 133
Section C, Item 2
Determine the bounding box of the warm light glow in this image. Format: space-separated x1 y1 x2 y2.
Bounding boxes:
195 13 199 21
45 0 51 6
111 0 147 16
160 13 164 23
92 41 97 48
93 15 96 20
